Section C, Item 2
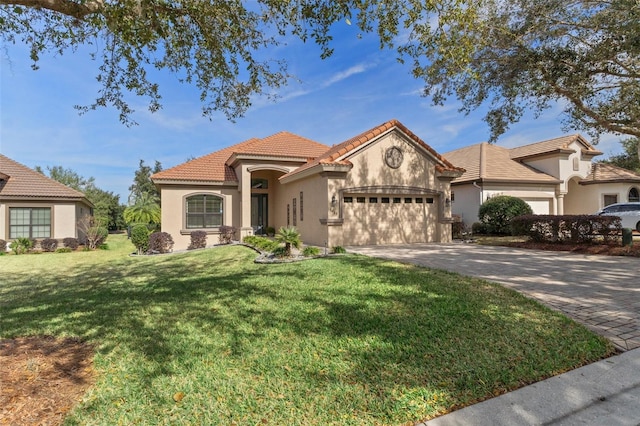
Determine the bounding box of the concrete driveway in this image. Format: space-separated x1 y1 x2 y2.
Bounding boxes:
346 243 640 351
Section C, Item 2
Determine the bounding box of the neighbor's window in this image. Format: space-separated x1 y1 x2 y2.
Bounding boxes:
185 195 223 228
344 196 353 203
393 197 401 203
369 197 378 203
415 197 423 203
603 194 618 207
381 197 390 204
404 197 412 203
629 187 639 202
10 207 51 239
356 197 366 203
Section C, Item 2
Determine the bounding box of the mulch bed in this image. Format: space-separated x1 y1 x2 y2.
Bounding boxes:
0 336 95 426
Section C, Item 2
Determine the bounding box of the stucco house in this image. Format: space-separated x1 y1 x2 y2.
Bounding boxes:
151 119 464 250
444 135 640 227
0 154 94 243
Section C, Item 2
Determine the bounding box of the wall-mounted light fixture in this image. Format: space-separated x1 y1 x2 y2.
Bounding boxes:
330 194 337 213
445 197 451 207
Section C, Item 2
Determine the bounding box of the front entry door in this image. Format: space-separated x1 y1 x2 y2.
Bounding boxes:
251 194 268 235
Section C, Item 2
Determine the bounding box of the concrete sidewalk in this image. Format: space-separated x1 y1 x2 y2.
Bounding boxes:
421 347 640 426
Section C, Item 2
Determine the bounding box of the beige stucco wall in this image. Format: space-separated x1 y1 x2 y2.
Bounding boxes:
451 184 483 226
158 184 238 250
522 140 594 194
323 130 454 245
277 174 330 247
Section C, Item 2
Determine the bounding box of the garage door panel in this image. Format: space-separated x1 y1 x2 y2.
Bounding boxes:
342 195 437 245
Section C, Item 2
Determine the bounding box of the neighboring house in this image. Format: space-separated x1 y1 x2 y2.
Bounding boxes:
444 135 610 225
152 119 464 250
0 154 93 243
576 163 640 213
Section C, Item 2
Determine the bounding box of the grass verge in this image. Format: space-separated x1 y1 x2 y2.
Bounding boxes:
0 234 614 425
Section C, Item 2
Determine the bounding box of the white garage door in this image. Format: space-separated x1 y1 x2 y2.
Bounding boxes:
341 194 438 245
523 199 552 215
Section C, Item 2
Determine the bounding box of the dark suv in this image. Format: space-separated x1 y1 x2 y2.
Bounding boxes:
597 202 640 231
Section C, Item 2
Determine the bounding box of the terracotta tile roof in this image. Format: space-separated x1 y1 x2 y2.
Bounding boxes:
152 132 329 182
283 119 464 179
581 163 640 185
151 132 328 182
509 134 602 160
0 154 89 200
444 142 560 184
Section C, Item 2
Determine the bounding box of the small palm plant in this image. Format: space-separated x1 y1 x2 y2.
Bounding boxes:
275 227 301 257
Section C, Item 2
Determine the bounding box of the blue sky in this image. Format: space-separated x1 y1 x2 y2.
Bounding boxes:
0 20 625 203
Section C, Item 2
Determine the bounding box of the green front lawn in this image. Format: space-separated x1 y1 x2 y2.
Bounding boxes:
0 234 613 425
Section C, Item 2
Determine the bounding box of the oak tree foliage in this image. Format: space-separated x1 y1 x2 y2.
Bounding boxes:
2 0 638 143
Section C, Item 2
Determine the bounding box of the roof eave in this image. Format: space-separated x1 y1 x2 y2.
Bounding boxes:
280 163 352 184
152 178 238 186
226 153 313 168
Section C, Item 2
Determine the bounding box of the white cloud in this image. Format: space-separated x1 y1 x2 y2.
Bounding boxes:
322 63 372 88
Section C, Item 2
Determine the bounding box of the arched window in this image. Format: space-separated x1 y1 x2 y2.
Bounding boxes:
185 194 223 228
629 187 640 202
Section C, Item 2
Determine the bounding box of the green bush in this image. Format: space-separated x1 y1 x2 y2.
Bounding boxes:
56 247 73 253
271 246 289 258
471 222 487 235
131 224 151 254
302 246 320 257
0 239 7 252
243 235 280 252
478 196 533 235
265 226 276 237
332 246 347 254
10 237 34 255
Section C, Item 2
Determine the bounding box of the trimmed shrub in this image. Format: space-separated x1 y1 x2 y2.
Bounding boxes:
511 214 622 244
40 238 59 252
265 226 276 237
0 239 7 252
188 230 207 250
332 246 347 254
63 237 80 250
243 235 280 252
302 246 320 257
218 226 237 244
131 224 151 254
56 247 73 253
471 222 487 235
478 196 533 235
272 246 289 258
149 231 174 254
